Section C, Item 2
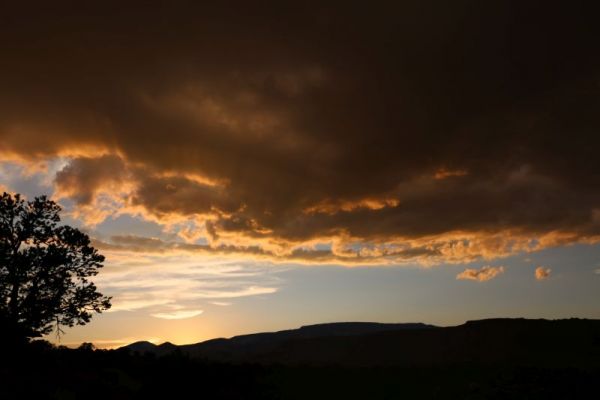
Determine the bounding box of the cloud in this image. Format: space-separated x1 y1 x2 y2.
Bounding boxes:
535 266 551 280
91 231 555 266
210 301 232 307
91 252 282 318
434 168 468 180
54 155 128 204
456 266 505 282
2 2 600 264
151 309 204 320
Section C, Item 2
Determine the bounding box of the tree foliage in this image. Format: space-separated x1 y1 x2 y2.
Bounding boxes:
0 192 111 339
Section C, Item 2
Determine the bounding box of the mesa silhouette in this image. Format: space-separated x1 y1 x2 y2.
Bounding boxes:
4 318 599 399
119 318 600 367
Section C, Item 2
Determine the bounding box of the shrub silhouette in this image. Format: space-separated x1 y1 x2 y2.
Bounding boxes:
0 192 111 341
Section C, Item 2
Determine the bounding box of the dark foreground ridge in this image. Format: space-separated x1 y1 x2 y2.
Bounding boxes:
121 318 600 367
2 318 599 399
123 321 437 362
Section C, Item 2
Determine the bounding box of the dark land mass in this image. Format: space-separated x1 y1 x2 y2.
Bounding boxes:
125 321 437 361
2 318 599 399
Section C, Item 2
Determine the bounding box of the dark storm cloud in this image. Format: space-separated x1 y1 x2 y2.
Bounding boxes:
2 1 600 261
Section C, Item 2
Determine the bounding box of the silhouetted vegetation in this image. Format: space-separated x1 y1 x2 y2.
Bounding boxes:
1 319 598 399
0 192 111 343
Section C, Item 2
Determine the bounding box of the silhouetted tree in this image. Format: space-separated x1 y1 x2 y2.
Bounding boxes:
0 192 111 341
78 342 96 351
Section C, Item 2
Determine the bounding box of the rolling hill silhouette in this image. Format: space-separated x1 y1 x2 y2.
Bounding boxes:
119 318 600 367
122 341 178 357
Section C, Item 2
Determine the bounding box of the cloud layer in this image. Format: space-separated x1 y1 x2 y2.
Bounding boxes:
2 2 600 264
92 251 282 319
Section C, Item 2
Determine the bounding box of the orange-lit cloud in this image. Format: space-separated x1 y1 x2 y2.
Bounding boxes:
2 2 600 267
535 266 552 280
303 197 400 215
434 168 468 180
41 152 600 266
88 228 598 267
456 266 505 282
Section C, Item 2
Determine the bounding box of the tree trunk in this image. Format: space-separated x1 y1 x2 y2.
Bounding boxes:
8 266 20 321
8 241 21 323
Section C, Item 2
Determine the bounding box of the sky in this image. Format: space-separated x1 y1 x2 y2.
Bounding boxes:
1 1 599 348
